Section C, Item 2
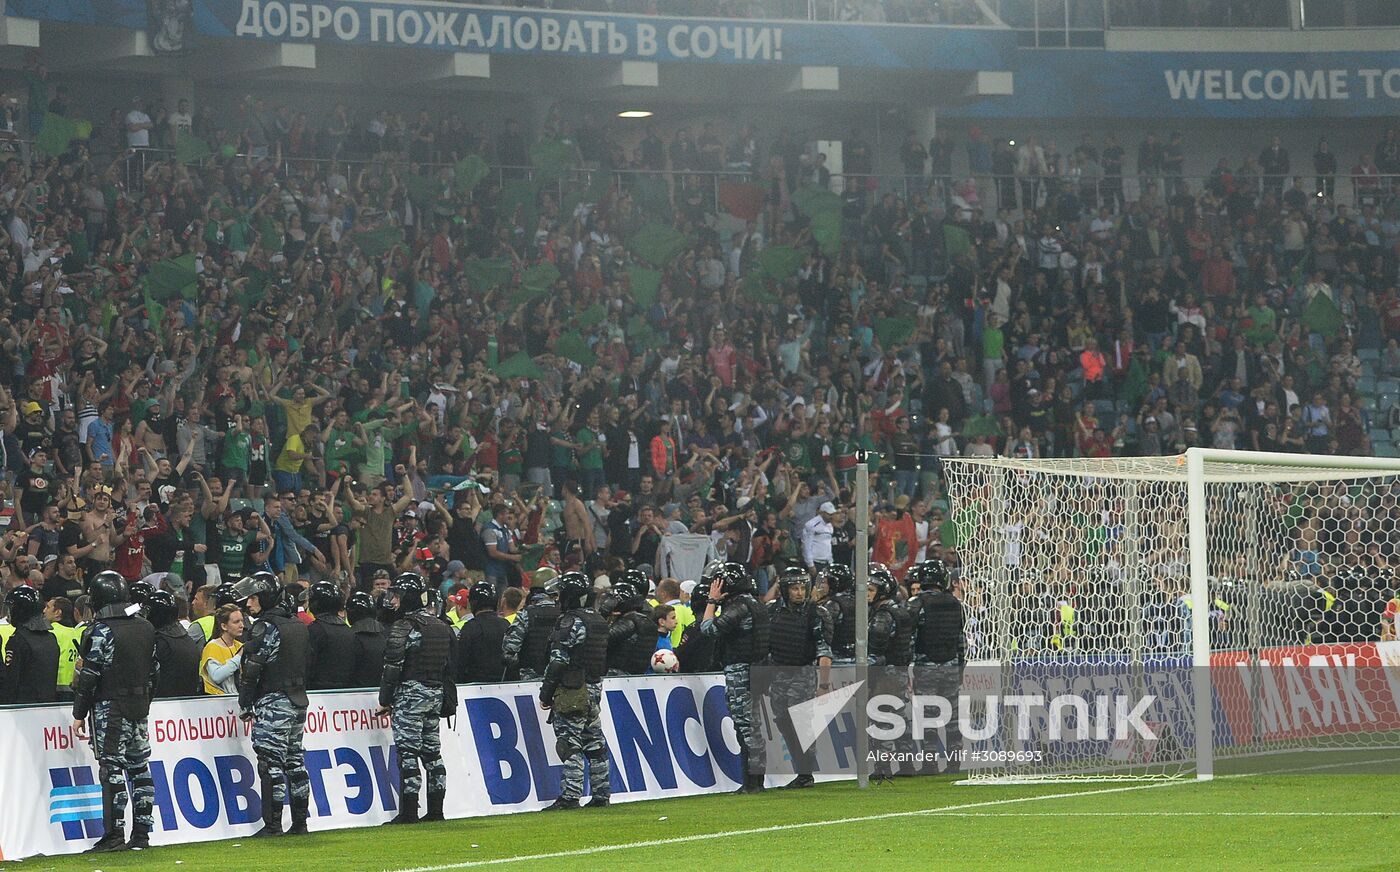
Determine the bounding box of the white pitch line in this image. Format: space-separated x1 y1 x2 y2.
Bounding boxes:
384 755 1398 872
926 811 1396 818
385 781 1185 872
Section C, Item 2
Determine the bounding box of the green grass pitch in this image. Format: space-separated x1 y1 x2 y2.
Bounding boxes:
15 762 1398 872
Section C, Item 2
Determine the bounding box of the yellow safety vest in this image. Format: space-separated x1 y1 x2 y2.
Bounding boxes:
670 603 696 648
0 623 12 660
448 610 467 632
194 614 217 645
51 623 84 688
1050 602 1075 651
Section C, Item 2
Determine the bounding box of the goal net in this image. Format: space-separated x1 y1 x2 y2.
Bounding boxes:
939 448 1400 783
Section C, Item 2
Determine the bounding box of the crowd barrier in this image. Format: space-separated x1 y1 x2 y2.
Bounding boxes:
0 673 859 861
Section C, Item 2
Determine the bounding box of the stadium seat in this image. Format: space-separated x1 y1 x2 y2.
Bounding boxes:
1368 428 1390 444
1379 394 1399 412
1358 348 1381 362
1357 377 1376 396
1379 379 1400 396
1375 443 1400 458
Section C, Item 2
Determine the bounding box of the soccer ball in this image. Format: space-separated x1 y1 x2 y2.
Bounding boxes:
651 649 680 673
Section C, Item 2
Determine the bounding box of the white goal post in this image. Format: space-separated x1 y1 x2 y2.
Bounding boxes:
939 447 1400 784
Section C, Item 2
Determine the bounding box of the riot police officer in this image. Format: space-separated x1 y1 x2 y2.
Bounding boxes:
70 570 157 852
188 581 240 648
378 572 453 824
604 570 655 675
675 563 719 673
233 571 311 837
538 570 610 810
767 562 832 790
456 580 507 683
502 577 562 680
868 563 913 780
148 590 201 698
700 562 769 794
821 565 857 663
307 581 357 690
347 591 386 688
908 559 965 773
1 585 59 703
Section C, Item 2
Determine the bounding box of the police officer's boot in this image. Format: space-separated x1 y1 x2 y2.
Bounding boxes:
732 749 752 794
86 785 127 853
781 774 815 790
126 823 151 850
253 769 284 838
421 790 446 822
387 792 419 824
286 795 310 835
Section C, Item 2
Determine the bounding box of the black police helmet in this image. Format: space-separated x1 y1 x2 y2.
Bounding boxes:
214 580 241 608
346 591 376 624
912 558 952 591
5 585 42 625
468 579 498 611
87 570 130 611
778 563 810 603
718 563 754 596
230 571 280 613
308 580 344 615
145 589 179 629
128 579 155 606
555 571 591 611
824 564 855 594
868 563 898 601
388 572 428 613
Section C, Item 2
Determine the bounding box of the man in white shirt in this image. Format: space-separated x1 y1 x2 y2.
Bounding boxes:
801 501 836 569
125 97 153 148
168 98 193 141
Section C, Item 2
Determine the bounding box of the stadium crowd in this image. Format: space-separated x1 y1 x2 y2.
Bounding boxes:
0 77 1398 704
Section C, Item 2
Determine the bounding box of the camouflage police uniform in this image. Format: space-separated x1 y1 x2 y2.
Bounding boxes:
540 608 610 806
767 595 832 782
909 586 967 773
239 609 311 833
868 596 914 776
381 611 452 811
502 595 560 681
701 592 769 786
72 611 157 849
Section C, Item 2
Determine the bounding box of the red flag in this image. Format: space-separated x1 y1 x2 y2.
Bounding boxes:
718 181 766 222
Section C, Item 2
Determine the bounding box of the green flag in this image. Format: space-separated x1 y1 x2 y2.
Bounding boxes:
404 171 442 206
628 222 686 267
498 179 541 232
519 544 548 572
944 223 973 259
1301 291 1344 338
758 245 804 280
962 414 1003 439
521 262 560 294
810 210 842 257
493 351 545 380
529 137 578 181
35 113 92 157
175 130 212 165
145 253 197 301
791 186 842 217
631 176 672 221
576 303 607 328
627 266 662 308
351 226 404 258
462 258 515 292
454 154 490 193
740 272 780 304
626 314 661 351
874 317 916 349
142 287 166 339
554 331 596 367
